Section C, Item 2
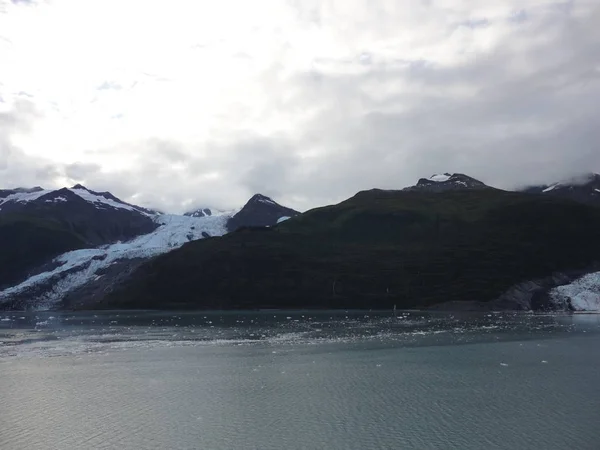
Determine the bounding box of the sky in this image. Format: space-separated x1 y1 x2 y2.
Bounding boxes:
1 0 599 213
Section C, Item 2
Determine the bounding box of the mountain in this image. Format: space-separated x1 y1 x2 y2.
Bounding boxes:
5 175 600 312
226 194 300 232
522 173 600 206
403 173 491 192
100 188 600 312
0 185 157 289
0 188 299 309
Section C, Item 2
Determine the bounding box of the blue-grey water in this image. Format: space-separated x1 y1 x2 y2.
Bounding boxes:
1 310 599 450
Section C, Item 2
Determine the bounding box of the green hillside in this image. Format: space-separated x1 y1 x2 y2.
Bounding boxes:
99 189 600 310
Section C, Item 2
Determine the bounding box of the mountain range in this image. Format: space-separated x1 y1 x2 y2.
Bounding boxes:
1 173 600 312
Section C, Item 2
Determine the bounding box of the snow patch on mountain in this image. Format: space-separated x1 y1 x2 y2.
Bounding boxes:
550 272 600 311
277 216 291 223
259 197 277 205
45 196 67 203
429 173 451 182
0 214 230 309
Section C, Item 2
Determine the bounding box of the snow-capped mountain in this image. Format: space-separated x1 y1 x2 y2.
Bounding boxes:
226 194 300 232
522 173 600 206
0 184 158 246
403 173 491 192
0 184 157 216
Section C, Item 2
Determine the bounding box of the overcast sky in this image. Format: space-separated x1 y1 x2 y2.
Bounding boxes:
1 0 599 212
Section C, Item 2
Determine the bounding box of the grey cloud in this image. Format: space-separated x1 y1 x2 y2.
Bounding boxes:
97 81 123 91
0 100 58 186
64 162 101 181
3 2 600 213
99 0 600 212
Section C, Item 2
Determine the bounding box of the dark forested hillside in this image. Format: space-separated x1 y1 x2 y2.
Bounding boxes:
98 188 600 311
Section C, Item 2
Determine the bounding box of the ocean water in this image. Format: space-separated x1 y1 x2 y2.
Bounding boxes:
1 311 599 450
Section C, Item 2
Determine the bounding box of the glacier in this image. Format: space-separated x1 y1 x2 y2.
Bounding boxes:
550 272 600 311
0 213 230 309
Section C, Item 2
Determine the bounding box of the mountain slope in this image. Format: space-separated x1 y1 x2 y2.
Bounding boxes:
226 194 300 232
101 189 600 311
0 214 87 289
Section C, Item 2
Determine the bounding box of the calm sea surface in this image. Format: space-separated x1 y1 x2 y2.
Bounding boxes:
1 310 599 450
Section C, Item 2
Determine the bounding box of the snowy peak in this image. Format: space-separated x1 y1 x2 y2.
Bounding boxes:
69 184 158 216
226 193 299 232
404 173 490 192
524 173 600 206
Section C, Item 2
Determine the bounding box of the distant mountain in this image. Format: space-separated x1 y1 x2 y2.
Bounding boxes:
403 173 491 192
522 173 600 206
226 194 300 232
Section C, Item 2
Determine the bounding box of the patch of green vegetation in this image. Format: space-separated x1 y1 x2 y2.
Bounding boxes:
102 189 600 310
0 213 87 288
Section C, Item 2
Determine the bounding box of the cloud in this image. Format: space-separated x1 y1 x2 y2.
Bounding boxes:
0 0 599 212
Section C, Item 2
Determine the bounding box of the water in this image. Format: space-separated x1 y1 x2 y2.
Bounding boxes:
1 311 600 449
